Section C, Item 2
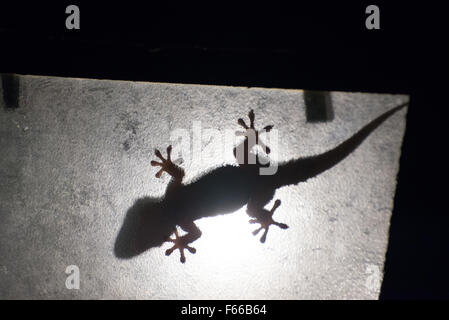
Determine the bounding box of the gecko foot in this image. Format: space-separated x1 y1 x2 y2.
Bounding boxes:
249 199 289 243
235 109 274 154
165 229 197 263
151 145 184 181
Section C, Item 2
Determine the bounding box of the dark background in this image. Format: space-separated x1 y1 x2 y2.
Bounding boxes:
0 2 447 299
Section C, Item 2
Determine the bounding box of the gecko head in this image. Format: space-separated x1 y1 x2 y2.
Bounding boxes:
114 196 175 259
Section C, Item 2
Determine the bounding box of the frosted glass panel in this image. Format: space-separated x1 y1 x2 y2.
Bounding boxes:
0 75 408 299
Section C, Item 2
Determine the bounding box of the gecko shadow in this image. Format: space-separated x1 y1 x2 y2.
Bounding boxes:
113 163 271 260
114 103 408 262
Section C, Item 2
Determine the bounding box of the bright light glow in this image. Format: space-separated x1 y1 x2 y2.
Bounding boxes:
186 207 277 282
195 207 261 263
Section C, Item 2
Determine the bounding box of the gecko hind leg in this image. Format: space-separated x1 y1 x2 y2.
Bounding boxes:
233 109 274 164
249 199 289 243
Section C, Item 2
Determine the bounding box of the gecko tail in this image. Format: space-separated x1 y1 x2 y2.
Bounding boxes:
274 101 408 187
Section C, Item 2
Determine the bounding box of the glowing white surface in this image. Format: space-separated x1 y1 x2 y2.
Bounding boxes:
0 75 408 299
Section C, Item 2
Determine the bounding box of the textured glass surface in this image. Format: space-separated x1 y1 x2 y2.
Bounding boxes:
0 75 408 299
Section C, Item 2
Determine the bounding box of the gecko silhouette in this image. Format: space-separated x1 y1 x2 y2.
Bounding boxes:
114 102 408 263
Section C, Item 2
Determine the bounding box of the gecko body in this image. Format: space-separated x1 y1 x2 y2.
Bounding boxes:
114 103 407 263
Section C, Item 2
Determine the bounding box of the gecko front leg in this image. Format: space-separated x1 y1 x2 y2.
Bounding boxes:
165 221 202 263
151 145 185 184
